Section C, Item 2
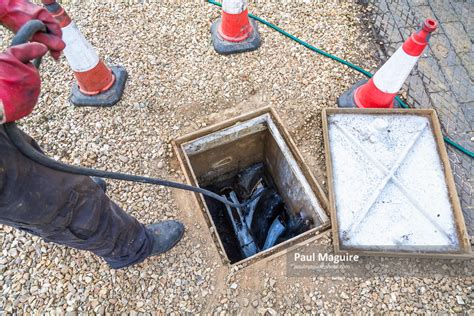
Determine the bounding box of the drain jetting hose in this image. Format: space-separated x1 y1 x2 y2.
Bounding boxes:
4 123 261 208
206 0 474 159
3 20 261 209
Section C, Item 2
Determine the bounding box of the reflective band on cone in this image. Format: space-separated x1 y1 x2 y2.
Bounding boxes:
218 0 253 42
62 22 99 72
60 21 115 96
353 19 437 109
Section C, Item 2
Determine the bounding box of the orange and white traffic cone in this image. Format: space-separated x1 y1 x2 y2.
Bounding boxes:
42 0 128 107
210 0 261 55
338 19 437 108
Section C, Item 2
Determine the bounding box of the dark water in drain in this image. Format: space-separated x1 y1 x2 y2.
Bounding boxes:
204 163 313 263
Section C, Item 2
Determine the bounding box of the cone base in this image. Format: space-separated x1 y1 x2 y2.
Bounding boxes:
211 18 261 55
337 79 401 108
70 66 128 107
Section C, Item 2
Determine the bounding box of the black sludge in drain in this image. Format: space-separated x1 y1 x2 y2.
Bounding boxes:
279 209 313 241
203 163 313 263
203 193 243 263
250 189 286 249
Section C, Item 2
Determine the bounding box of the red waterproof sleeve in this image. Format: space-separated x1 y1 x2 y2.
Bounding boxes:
0 0 64 59
0 43 48 124
0 1 9 19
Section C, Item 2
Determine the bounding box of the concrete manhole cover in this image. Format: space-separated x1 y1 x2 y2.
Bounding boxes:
323 109 471 258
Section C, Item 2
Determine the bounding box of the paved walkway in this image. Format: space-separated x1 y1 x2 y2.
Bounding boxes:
368 0 473 237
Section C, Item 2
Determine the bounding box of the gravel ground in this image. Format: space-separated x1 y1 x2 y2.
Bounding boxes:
0 0 472 314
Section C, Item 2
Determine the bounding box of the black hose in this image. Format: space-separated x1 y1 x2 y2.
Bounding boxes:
5 20 260 209
10 20 46 68
4 123 260 208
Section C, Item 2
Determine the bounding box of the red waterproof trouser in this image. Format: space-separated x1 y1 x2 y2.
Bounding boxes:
0 125 154 268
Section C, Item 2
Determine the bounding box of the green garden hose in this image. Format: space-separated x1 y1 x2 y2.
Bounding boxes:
207 0 474 159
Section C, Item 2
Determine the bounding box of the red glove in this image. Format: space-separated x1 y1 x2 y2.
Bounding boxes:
0 43 48 124
0 0 65 60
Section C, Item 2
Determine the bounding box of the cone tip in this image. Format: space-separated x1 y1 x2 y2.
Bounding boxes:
423 19 437 33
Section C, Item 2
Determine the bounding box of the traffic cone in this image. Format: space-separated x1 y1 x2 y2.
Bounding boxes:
210 0 261 55
42 0 128 107
338 19 437 108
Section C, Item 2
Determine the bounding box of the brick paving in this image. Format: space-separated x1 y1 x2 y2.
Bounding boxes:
368 0 473 237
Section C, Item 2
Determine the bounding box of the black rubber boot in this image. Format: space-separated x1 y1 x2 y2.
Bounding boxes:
146 220 185 256
91 177 107 193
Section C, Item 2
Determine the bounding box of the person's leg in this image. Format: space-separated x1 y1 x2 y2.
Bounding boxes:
0 125 183 268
